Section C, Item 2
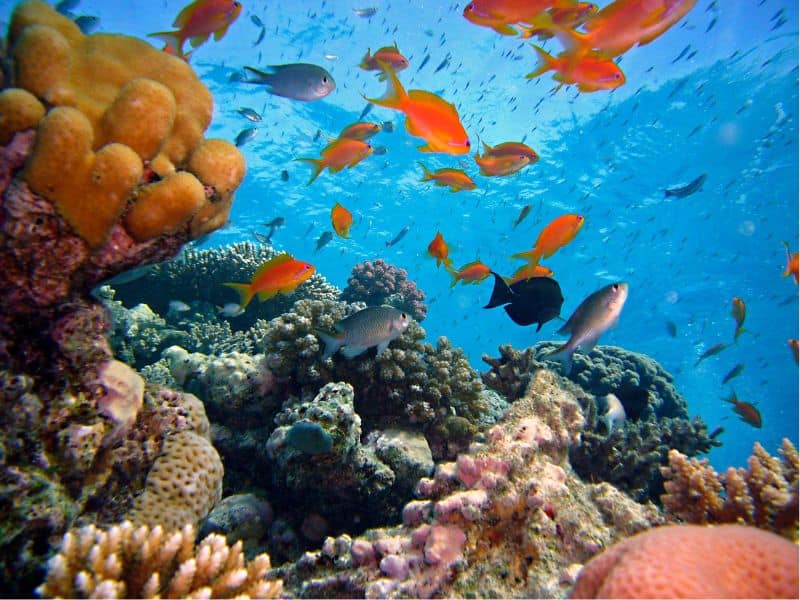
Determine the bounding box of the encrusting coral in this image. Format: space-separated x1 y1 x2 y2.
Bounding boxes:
660 439 798 540
37 521 283 599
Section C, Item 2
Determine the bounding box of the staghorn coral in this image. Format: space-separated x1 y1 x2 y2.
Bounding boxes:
277 370 663 599
341 259 428 321
660 439 798 539
482 342 720 502
569 523 799 598
37 521 282 599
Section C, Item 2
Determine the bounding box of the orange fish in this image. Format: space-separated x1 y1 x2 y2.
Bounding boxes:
447 260 492 287
339 121 382 141
224 253 315 314
789 339 799 364
512 213 585 267
723 390 761 429
364 63 470 155
507 263 554 285
419 163 476 192
731 296 746 343
521 2 599 38
427 231 453 268
296 138 373 185
150 0 242 59
554 0 697 59
474 151 531 177
782 241 799 283
527 45 625 92
482 141 539 163
360 44 409 80
331 202 353 238
462 0 567 35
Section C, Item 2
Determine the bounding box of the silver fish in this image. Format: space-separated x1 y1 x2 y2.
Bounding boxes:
314 231 333 253
243 63 336 102
237 107 262 122
352 7 378 17
547 282 628 373
316 305 410 359
602 393 626 434
235 127 259 147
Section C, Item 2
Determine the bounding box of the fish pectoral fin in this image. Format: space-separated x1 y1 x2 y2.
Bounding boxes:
189 34 210 48
341 345 369 358
257 290 277 301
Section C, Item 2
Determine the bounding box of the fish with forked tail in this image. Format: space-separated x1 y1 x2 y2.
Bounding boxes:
483 271 563 330
242 63 335 101
316 305 410 359
547 282 628 373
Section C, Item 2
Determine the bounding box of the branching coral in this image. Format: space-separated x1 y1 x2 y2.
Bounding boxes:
660 439 798 540
341 259 427 321
482 342 720 502
37 521 283 599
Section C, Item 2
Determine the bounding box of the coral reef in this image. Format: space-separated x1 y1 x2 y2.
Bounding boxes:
341 259 428 321
660 439 798 540
276 370 663 598
569 523 799 598
199 494 274 554
37 521 282 599
482 343 720 502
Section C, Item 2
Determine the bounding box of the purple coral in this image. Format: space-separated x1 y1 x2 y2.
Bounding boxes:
341 259 427 321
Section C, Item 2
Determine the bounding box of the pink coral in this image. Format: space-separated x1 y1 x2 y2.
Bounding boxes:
341 259 427 321
569 524 799 598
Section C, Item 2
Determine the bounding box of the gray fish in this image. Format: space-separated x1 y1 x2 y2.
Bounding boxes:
237 107 262 122
74 15 99 33
359 103 374 120
316 305 410 359
386 225 410 247
382 120 395 132
665 174 706 198
372 145 388 155
55 0 79 15
721 363 745 385
314 231 334 253
243 64 335 102
547 282 629 373
352 7 378 17
694 342 728 366
235 127 258 147
250 14 264 27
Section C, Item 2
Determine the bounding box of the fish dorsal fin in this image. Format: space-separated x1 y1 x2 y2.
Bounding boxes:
172 1 196 28
407 89 459 118
254 253 293 279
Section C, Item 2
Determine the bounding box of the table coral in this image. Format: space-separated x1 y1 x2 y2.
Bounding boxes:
569 523 799 598
342 259 428 321
661 439 798 540
37 521 283 599
482 342 720 502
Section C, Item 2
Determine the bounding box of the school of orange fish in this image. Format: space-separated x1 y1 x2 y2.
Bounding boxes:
150 0 798 430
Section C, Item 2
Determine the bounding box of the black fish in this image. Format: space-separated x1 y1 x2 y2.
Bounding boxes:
665 174 706 198
483 272 563 330
386 225 410 247
280 169 290 181
359 103 374 120
315 231 334 253
265 217 285 228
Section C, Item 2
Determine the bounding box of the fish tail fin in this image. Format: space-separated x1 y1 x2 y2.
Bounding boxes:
296 157 324 185
549 24 590 56
149 31 185 56
359 48 372 69
483 271 514 309
734 327 748 343
511 249 542 267
364 60 407 109
315 328 343 360
223 282 254 315
418 162 433 181
242 65 274 85
526 45 557 79
545 343 574 374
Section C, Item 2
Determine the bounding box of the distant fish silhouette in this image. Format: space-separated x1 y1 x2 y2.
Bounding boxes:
665 174 706 198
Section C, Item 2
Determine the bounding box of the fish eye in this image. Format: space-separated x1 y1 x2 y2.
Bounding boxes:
322 76 328 83
401 312 407 319
612 284 619 291
465 140 471 147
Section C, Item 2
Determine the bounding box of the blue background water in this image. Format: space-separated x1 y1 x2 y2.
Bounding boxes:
2 0 798 471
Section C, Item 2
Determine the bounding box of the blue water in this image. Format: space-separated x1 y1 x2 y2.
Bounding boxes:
3 0 797 472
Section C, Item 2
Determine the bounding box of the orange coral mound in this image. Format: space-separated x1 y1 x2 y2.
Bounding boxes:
570 523 799 599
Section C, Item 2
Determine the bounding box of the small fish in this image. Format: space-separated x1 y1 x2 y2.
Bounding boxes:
252 232 271 244
252 25 266 46
236 107 262 122
235 127 258 147
382 120 395 132
218 302 243 317
168 300 191 313
360 44 409 80
250 14 264 27
331 202 353 238
372 145 388 155
723 390 761 428
474 152 530 177
316 305 410 359
324 53 339 60
339 121 382 141
426 231 453 269
721 363 745 385
513 204 533 228
265 217 285 229
547 282 629 373
285 421 333 454
789 339 799 364
665 174 707 198
352 7 378 18
386 225 410 247
55 0 80 15
512 214 585 268
694 342 728 367
419 163 476 192
359 103 374 120
507 263 553 285
527 45 625 93
416 53 431 72
448 260 492 287
223 253 315 314
666 320 678 338
483 271 563 330
731 296 746 343
314 231 334 253
242 63 336 102
296 138 373 185
280 169 289 182
74 15 99 33
150 0 242 60
602 393 626 433
782 241 799 283
434 55 450 74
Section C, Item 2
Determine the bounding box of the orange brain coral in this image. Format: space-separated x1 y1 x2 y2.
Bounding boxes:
570 524 799 599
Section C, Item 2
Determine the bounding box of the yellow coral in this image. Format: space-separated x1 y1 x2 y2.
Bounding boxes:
188 139 247 197
37 521 283 599
128 430 223 531
124 172 205 242
0 87 45 145
23 107 143 248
